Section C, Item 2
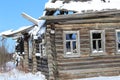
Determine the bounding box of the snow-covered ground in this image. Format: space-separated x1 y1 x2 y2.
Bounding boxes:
0 69 46 80
0 61 46 80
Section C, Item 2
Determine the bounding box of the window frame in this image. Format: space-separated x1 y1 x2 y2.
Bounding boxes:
63 31 80 57
116 30 120 54
90 30 105 55
39 40 46 57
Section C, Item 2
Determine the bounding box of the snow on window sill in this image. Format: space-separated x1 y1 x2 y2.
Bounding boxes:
64 52 80 58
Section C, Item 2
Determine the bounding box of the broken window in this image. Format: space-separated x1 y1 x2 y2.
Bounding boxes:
116 30 120 53
64 31 80 56
15 37 24 54
90 30 105 53
39 40 46 57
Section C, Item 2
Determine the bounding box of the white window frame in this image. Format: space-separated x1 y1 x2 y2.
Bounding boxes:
116 30 120 54
90 30 105 55
63 31 80 57
39 39 46 57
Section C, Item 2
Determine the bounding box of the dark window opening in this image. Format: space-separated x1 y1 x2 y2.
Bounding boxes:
91 31 104 53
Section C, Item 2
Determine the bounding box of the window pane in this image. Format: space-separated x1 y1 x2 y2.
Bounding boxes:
72 41 77 53
66 41 71 52
98 40 102 51
66 33 76 40
93 40 96 50
117 32 120 42
118 43 120 50
72 41 76 49
92 33 101 39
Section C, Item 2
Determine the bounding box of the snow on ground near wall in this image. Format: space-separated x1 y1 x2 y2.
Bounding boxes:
0 61 46 80
0 69 46 80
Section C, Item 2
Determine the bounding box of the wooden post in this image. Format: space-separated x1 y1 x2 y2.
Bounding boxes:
23 40 29 72
46 26 54 80
46 24 57 80
32 40 37 73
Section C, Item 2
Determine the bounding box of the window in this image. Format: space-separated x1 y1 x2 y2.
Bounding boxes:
116 30 120 53
90 30 105 54
39 41 46 57
63 31 80 57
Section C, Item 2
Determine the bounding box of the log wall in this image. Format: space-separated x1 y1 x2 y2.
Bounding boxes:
53 23 120 80
36 57 49 79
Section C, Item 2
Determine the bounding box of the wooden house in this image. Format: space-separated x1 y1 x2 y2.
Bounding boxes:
1 0 120 80
38 10 120 80
20 10 120 80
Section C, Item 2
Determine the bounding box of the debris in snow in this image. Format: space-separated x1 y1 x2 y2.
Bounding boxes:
13 53 23 66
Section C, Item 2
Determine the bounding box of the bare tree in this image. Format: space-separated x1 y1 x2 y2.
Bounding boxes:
0 37 12 67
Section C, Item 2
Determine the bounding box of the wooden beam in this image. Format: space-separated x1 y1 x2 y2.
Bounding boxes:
46 17 120 24
40 10 120 21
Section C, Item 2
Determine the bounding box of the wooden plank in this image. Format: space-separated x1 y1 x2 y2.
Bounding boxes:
58 17 120 24
57 55 120 62
59 66 120 75
58 67 120 79
40 10 120 20
58 63 120 70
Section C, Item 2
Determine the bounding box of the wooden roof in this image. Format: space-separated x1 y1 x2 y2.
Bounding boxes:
40 9 120 24
1 25 34 37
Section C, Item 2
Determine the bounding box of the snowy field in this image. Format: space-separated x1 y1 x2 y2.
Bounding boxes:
0 62 120 80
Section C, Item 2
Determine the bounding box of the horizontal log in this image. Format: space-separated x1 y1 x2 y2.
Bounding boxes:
59 17 120 24
57 55 120 62
40 10 120 20
59 66 120 75
58 63 120 70
58 67 120 79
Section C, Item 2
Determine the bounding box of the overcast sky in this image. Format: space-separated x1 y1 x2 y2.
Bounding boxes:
0 0 48 52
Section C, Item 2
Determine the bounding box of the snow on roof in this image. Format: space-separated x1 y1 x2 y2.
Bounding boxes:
45 0 120 13
0 25 33 37
29 20 46 36
0 30 13 36
21 12 46 37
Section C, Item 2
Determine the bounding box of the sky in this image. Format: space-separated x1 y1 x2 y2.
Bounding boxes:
0 0 48 52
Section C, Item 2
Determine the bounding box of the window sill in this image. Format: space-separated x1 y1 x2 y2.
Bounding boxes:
64 54 80 58
90 52 106 56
